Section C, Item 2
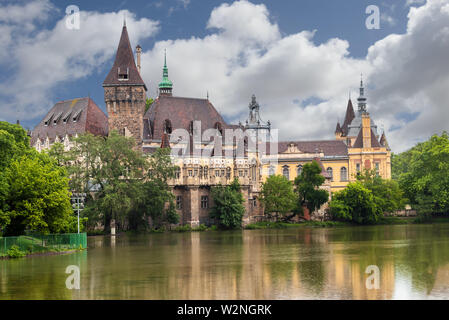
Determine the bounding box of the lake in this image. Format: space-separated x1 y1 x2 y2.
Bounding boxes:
1 224 449 299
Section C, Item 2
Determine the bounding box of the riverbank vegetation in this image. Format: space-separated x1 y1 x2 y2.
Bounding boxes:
48 131 179 234
0 122 76 236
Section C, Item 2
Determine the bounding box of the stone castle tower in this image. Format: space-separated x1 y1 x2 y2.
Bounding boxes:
103 22 147 147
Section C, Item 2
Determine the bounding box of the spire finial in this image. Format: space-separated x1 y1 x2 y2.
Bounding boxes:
159 49 173 96
207 90 209 100
360 73 363 88
124 13 126 27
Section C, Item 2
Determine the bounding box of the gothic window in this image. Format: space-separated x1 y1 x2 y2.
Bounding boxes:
226 167 231 179
340 167 348 181
199 166 203 178
176 196 182 210
375 162 380 176
188 170 193 177
283 166 290 180
215 169 220 177
239 170 243 177
164 119 172 134
204 166 208 178
297 165 303 177
201 196 209 209
356 163 361 172
251 165 256 181
327 167 333 181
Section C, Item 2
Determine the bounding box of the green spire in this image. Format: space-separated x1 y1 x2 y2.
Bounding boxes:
158 49 173 94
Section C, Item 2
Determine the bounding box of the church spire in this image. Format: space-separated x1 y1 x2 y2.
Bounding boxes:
158 49 173 96
357 74 367 113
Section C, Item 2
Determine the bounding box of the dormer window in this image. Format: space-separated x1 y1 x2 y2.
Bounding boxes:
72 109 82 122
53 112 62 125
44 113 54 126
63 111 72 124
118 67 129 81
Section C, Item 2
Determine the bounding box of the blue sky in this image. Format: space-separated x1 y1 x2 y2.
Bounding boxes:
0 0 447 152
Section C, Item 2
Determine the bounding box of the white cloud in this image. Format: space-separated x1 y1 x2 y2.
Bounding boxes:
1 0 449 154
0 3 159 123
138 0 449 152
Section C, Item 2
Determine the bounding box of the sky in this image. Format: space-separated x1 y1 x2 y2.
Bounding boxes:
0 0 447 152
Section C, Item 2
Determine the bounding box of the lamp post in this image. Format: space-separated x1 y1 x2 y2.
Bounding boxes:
71 193 86 234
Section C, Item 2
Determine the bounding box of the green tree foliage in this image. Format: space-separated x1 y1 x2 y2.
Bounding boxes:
260 175 296 219
210 178 245 229
392 132 449 215
131 148 179 230
0 121 74 235
61 132 178 232
356 169 405 213
293 161 329 218
330 182 382 224
3 152 74 235
145 98 154 113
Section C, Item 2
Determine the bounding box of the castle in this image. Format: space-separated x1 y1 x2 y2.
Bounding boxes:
30 23 391 225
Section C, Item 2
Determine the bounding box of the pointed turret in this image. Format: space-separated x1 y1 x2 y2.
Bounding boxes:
161 132 170 149
357 74 367 113
335 122 342 134
379 131 390 150
103 23 147 90
159 50 173 96
341 99 355 136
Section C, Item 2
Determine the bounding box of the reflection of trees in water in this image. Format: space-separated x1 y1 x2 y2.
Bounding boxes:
399 225 449 295
0 250 87 299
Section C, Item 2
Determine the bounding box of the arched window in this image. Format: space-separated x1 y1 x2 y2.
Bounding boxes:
340 167 348 181
164 119 172 134
282 166 290 180
269 166 275 176
327 167 333 181
297 165 303 177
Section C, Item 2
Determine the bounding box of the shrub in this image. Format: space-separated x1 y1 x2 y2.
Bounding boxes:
6 245 26 258
173 224 192 232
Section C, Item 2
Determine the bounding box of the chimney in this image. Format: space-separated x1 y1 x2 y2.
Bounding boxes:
136 45 142 74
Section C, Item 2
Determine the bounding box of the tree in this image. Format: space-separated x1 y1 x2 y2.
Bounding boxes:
0 121 75 236
392 132 449 215
330 182 382 224
260 175 296 219
210 178 245 229
2 152 74 235
356 169 405 213
293 161 329 219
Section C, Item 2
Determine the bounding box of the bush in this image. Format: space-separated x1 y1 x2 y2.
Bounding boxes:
210 179 245 229
192 224 208 232
173 224 192 232
6 245 26 258
330 183 383 224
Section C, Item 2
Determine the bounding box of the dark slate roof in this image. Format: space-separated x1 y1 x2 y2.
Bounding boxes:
335 122 342 134
352 128 381 148
264 140 348 157
143 95 230 141
30 97 108 145
341 99 355 136
379 132 390 150
103 25 147 90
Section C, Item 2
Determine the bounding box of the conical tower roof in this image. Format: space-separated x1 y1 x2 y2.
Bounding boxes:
103 24 147 90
